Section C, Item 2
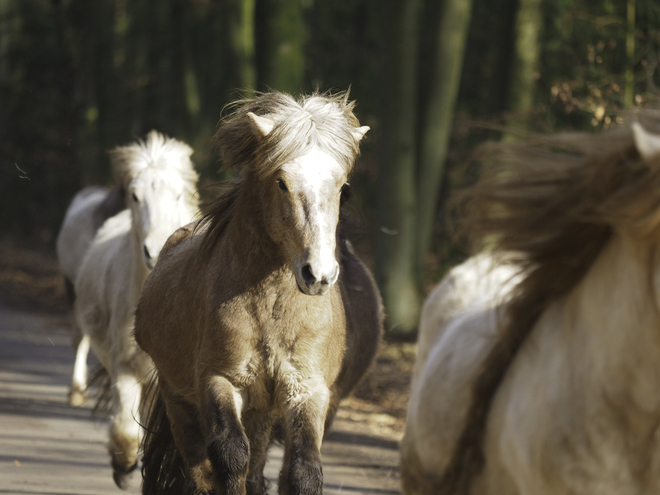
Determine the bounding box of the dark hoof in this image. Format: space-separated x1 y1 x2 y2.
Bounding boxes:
113 461 139 490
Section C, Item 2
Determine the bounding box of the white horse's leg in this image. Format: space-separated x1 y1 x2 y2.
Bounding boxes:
109 369 142 490
68 314 90 406
69 332 90 406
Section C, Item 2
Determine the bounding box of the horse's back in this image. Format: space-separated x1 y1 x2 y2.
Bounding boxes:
57 186 126 285
334 239 383 401
401 254 520 494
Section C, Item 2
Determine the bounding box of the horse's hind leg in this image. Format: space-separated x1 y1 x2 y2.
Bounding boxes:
109 368 142 489
69 332 90 406
203 375 250 495
160 386 214 494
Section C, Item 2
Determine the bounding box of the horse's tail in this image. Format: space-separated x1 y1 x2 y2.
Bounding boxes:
141 379 192 495
88 365 112 418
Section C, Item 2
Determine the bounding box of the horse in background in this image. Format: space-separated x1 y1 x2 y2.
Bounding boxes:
57 186 126 406
134 92 383 495
402 119 660 495
72 131 199 488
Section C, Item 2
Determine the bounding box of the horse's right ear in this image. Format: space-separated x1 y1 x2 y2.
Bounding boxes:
247 112 275 138
632 122 660 161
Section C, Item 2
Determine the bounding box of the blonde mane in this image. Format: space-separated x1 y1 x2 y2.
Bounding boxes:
442 118 660 494
109 130 199 211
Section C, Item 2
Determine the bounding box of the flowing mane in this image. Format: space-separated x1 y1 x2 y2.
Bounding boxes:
442 116 660 494
109 130 199 211
197 91 364 252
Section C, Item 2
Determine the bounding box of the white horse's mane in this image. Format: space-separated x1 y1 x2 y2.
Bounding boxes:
110 131 199 208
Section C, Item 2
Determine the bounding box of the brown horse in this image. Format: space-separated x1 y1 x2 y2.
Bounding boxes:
134 92 383 495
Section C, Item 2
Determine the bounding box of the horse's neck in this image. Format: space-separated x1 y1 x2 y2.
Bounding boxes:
561 232 660 404
223 184 282 272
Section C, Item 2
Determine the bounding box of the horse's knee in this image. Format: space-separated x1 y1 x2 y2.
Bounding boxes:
207 429 250 479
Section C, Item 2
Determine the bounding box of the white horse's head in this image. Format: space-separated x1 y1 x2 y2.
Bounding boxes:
111 131 199 270
247 109 368 296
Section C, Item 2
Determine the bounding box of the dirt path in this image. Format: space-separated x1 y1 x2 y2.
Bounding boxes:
0 306 402 494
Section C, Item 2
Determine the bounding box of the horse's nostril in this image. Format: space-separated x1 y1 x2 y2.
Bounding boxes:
301 264 316 286
143 245 151 260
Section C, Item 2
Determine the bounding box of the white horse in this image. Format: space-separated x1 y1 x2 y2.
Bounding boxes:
56 186 126 405
72 131 199 488
402 121 660 495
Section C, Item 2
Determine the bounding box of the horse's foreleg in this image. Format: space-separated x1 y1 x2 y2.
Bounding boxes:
109 369 142 489
278 377 330 495
69 332 90 406
203 375 250 495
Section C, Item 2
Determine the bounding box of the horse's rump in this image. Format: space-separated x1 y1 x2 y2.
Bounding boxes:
401 255 521 492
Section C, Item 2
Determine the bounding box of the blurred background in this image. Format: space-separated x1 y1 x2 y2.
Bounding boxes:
1 0 659 337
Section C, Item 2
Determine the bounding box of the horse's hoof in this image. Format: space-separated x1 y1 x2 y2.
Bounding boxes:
113 461 139 490
68 388 86 407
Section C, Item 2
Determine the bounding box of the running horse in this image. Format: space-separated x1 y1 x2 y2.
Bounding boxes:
135 92 383 495
72 131 199 488
402 119 660 495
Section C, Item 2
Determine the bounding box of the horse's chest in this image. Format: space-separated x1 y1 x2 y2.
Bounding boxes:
214 293 342 412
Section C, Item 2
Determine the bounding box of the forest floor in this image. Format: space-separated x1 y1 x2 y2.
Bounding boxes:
0 237 416 459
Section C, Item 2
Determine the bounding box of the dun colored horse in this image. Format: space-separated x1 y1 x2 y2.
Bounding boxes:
135 92 383 495
402 119 660 495
72 131 199 488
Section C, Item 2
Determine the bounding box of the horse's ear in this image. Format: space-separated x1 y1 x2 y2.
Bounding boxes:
247 112 275 138
632 122 660 161
352 126 370 142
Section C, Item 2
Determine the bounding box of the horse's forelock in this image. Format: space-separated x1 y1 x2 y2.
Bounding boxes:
216 92 362 180
109 132 199 209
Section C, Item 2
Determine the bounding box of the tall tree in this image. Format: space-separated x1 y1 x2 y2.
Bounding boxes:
624 0 635 108
226 0 256 93
377 0 474 336
376 0 424 336
254 0 305 93
415 0 474 283
506 0 542 122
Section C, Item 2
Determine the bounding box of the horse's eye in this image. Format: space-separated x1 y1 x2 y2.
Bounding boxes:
277 179 288 192
340 183 353 205
132 192 139 203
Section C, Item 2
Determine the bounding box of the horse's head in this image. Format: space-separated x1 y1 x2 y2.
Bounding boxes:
129 169 195 269
247 110 368 296
112 131 199 270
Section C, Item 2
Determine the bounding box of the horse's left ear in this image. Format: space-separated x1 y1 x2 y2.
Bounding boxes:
247 112 275 138
632 122 660 161
352 126 370 142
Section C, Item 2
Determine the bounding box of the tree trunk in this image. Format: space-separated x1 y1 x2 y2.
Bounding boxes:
624 0 635 109
506 0 542 119
226 0 256 93
254 0 304 93
414 0 474 284
376 0 424 336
